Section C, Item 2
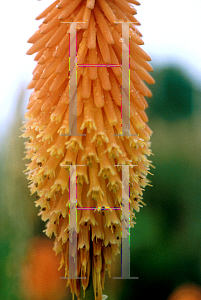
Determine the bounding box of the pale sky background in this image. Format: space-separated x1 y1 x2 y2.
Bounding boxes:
0 0 201 135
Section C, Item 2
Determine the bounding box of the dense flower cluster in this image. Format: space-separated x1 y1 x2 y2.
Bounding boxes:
23 0 154 299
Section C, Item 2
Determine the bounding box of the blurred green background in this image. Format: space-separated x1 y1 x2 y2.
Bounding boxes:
0 64 201 299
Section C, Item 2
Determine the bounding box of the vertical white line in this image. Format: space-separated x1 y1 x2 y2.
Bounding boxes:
69 165 77 279
113 165 139 280
69 22 78 136
122 23 130 136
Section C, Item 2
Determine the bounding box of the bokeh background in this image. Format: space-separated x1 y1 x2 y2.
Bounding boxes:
0 1 201 299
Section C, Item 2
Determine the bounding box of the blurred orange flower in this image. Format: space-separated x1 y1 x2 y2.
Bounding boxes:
21 237 66 300
167 283 201 300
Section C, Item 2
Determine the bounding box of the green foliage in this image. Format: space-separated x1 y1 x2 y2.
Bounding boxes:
148 66 194 120
0 90 41 300
126 66 201 299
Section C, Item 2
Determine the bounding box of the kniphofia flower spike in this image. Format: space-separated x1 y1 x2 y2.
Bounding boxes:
22 0 154 299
